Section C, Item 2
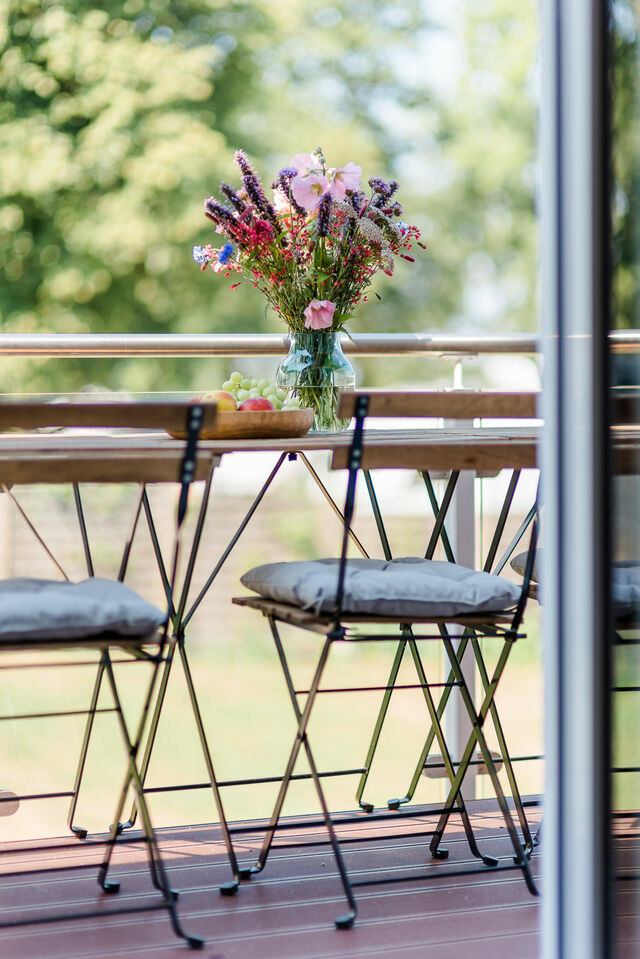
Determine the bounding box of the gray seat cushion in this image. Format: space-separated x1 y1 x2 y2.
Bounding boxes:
611 564 640 617
510 550 640 616
0 577 167 642
510 551 540 583
240 557 521 618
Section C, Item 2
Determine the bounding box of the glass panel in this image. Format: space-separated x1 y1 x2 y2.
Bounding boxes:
611 1 640 952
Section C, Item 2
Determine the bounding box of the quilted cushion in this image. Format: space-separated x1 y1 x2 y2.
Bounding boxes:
0 578 167 642
510 551 640 616
240 557 521 618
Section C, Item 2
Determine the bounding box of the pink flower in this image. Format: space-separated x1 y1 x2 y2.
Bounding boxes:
304 299 336 330
329 162 362 200
291 171 329 211
290 153 321 175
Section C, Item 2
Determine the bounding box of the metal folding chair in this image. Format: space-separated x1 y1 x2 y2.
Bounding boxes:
0 400 239 948
232 391 540 927
348 390 539 846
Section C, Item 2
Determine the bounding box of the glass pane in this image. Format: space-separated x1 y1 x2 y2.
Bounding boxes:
611 1 640 952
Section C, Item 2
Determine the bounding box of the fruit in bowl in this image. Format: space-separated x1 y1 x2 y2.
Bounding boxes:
197 389 237 411
218 371 302 411
238 397 274 412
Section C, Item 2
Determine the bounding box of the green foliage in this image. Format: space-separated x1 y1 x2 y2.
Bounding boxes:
612 1 640 330
0 0 540 392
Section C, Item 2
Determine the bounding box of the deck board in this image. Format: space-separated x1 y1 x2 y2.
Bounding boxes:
0 800 582 959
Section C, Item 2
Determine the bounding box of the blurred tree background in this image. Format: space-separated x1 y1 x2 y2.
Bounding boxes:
0 0 540 392
612 0 640 333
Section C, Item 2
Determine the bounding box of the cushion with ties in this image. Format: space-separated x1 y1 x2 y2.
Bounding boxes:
0 577 167 641
241 557 521 619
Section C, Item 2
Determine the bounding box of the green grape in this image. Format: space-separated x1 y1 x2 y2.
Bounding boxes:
275 388 286 400
284 398 301 409
230 371 243 384
240 378 252 390
257 378 270 392
250 378 258 388
236 388 249 401
248 387 260 398
262 385 276 397
272 396 283 409
222 380 234 392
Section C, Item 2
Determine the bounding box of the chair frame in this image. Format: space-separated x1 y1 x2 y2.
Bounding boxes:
0 401 239 948
233 391 540 927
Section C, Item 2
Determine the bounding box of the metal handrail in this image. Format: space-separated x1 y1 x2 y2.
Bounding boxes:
0 330 637 358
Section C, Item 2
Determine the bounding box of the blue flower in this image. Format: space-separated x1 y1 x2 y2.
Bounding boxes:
218 243 235 265
192 245 210 265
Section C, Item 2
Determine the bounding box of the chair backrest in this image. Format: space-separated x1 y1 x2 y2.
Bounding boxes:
331 390 539 629
0 399 218 434
338 389 540 421
0 400 218 486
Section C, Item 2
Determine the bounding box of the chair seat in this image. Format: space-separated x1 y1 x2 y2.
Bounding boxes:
240 557 521 619
0 577 167 643
510 550 640 615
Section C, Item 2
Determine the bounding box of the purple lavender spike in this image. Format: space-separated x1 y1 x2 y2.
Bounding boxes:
233 150 278 224
316 193 332 237
220 182 246 214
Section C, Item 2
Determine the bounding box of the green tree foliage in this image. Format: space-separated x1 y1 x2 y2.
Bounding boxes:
0 0 539 391
612 0 640 331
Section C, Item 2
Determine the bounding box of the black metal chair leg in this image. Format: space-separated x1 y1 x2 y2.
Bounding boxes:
431 634 538 894
263 621 356 928
119 641 177 830
67 657 106 838
401 629 498 867
100 652 204 948
177 638 240 893
470 636 535 852
247 629 333 877
387 633 471 809
355 634 408 812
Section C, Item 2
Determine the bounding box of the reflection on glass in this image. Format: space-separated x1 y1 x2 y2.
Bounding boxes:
611 2 640 952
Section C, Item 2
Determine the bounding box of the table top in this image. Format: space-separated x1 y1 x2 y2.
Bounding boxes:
0 424 637 485
0 425 536 485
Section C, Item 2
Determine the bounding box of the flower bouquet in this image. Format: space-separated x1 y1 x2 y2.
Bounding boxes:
194 147 422 430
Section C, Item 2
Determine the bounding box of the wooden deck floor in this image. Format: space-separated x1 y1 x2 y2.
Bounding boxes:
0 799 549 959
0 799 622 959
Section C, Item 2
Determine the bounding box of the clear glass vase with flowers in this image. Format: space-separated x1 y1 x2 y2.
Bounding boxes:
193 147 423 431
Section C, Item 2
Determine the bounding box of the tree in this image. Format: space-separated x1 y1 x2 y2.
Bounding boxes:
1 0 540 392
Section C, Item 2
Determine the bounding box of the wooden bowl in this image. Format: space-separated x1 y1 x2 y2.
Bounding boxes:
168 407 314 440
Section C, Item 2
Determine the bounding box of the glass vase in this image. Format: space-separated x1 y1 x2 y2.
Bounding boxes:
276 331 356 432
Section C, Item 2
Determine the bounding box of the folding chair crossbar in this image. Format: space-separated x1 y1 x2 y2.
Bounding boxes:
143 767 368 795
421 471 456 561
73 484 94 577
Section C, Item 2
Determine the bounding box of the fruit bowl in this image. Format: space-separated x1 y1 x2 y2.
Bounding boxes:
167 407 314 440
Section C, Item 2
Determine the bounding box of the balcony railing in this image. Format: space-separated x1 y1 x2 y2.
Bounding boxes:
0 329 638 357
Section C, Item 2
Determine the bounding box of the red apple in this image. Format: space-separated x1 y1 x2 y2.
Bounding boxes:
238 397 275 411
199 389 237 411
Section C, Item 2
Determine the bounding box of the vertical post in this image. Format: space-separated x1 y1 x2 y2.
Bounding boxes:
541 1 611 958
445 425 478 800
0 491 12 579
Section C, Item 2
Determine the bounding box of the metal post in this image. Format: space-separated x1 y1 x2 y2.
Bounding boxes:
541 1 611 957
0 491 12 579
445 415 477 800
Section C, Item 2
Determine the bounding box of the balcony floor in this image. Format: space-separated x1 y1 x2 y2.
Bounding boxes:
2 799 545 959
